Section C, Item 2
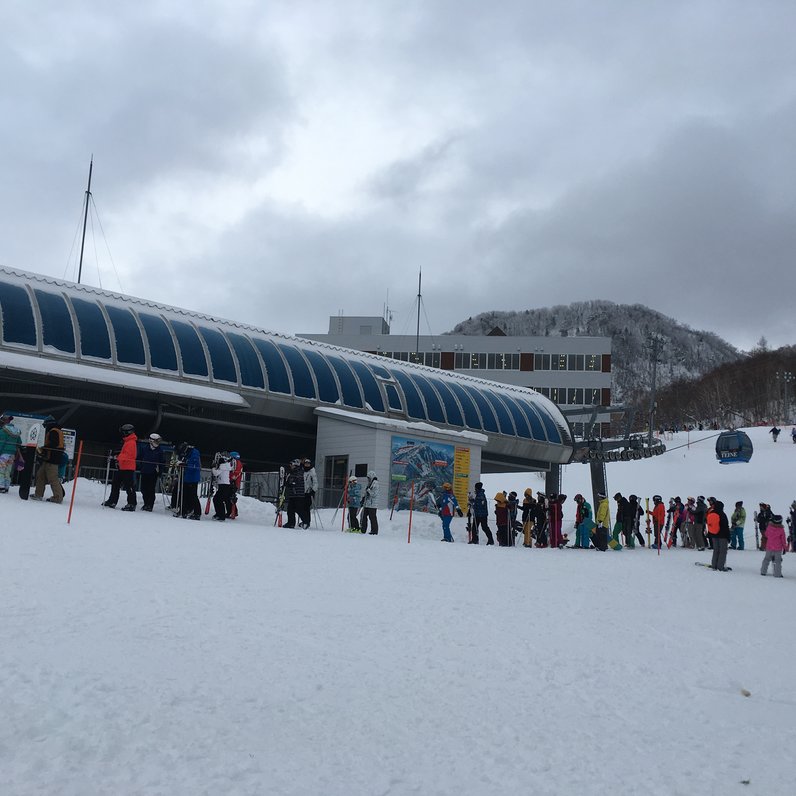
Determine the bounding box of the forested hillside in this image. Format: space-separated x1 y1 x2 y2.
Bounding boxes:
448 301 741 402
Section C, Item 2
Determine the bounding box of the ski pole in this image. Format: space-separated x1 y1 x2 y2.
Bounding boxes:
339 476 349 532
407 480 415 544
66 440 84 525
102 450 112 503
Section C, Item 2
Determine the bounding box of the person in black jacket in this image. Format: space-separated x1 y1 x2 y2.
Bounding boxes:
284 459 304 528
694 496 708 549
469 482 494 545
139 433 165 511
628 495 645 547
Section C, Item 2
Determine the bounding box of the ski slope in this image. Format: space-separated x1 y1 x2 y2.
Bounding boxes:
1 426 794 795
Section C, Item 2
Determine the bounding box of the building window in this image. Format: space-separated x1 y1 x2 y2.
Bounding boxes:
487 353 497 370
455 352 465 369
586 354 600 371
534 353 550 370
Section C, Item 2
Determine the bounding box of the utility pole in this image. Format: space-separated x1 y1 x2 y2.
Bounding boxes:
77 156 94 285
414 268 422 362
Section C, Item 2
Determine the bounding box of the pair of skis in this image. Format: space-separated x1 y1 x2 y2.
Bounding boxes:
274 466 286 527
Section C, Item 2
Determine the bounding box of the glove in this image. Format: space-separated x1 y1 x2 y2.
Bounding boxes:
309 489 315 497
456 508 464 518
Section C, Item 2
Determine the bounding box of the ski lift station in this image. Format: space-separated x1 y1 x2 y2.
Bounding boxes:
0 267 576 508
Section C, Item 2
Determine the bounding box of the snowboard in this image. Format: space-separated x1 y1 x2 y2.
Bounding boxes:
694 562 732 571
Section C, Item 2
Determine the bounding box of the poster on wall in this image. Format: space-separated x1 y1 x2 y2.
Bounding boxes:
389 435 471 513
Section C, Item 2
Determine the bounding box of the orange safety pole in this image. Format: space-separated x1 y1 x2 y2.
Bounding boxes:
66 440 84 525
407 480 415 544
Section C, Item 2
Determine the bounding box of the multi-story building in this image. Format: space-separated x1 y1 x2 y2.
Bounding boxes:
299 316 613 438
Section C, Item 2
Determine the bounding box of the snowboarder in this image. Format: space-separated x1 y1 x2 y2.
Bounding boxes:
437 482 463 542
573 494 594 548
594 491 611 551
101 423 137 510
346 475 361 532
760 514 787 577
469 482 494 545
707 499 731 571
360 471 380 534
648 495 665 549
729 501 746 550
138 433 164 511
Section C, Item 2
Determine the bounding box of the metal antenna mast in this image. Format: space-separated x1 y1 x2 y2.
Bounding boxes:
77 156 94 284
415 268 422 357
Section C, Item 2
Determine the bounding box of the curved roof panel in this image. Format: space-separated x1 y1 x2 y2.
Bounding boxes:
0 267 574 465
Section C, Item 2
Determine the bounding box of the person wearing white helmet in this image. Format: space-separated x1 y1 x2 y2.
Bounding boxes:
360 470 380 534
139 433 164 512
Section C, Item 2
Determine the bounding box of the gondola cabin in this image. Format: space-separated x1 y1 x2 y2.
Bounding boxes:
715 431 753 464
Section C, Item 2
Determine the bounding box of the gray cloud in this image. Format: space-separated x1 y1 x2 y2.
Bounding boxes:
2 0 796 352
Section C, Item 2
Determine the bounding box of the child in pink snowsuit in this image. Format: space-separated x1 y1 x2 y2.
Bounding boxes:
761 514 787 578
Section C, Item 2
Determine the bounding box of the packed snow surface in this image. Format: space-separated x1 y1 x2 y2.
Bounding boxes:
1 426 794 795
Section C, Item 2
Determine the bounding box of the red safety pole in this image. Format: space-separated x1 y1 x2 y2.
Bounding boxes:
66 440 84 525
407 481 415 544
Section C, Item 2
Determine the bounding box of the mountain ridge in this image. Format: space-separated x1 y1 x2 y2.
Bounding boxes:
446 300 742 401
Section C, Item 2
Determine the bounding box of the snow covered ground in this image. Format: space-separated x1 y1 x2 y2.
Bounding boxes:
1 426 794 795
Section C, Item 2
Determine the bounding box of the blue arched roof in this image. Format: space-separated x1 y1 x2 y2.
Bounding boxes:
0 267 573 461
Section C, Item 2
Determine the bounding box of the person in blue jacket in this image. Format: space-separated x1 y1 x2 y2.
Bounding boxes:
437 482 463 542
178 442 202 519
469 481 495 545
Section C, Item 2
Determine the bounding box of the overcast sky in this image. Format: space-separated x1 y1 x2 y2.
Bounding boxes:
3 1 795 351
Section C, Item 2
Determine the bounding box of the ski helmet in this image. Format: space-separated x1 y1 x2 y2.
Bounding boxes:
348 475 357 483
230 451 240 459
119 423 135 435
442 482 452 491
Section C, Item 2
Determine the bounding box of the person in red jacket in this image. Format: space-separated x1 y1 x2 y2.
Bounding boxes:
103 423 138 511
760 514 787 578
648 495 666 549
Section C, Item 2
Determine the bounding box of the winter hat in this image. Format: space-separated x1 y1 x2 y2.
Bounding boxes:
735 500 743 507
597 492 606 499
613 493 622 500
475 482 483 490
367 470 376 480
574 493 584 502
653 495 662 502
442 482 452 491
772 514 783 524
697 495 705 502
494 492 507 504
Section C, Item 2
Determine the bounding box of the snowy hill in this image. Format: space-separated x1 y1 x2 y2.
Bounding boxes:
2 426 794 795
448 301 741 401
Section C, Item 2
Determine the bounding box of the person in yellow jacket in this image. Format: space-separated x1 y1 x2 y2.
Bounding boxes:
521 488 536 547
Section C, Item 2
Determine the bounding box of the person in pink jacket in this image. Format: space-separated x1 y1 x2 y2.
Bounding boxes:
760 514 787 578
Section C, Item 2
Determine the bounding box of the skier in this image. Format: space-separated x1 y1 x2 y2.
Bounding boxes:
284 460 304 528
521 488 536 547
729 501 746 550
211 451 233 521
102 423 137 510
770 426 781 442
0 414 22 493
346 475 361 532
669 496 685 547
299 458 318 529
548 493 567 548
760 514 787 577
648 495 665 549
594 491 611 551
706 499 731 570
613 493 629 548
177 442 202 519
469 482 494 545
628 495 645 547
437 482 463 542
494 492 510 546
360 470 380 535
758 502 773 551
792 428 796 444
573 494 593 548
228 452 243 518
507 491 520 543
138 433 164 512
534 493 548 547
